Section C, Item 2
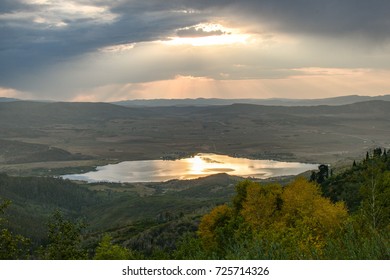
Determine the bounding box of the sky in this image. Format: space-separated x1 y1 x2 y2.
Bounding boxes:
1 0 390 101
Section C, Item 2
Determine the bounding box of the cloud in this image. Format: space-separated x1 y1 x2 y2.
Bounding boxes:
0 87 32 99
0 0 25 13
176 24 227 37
0 1 210 89
186 0 390 42
2 1 390 100
4 29 390 101
0 0 118 29
68 68 390 102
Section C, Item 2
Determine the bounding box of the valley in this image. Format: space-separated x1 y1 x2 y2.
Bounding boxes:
0 99 389 259
1 100 390 176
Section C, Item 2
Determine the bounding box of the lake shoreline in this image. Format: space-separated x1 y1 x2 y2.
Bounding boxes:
61 153 319 183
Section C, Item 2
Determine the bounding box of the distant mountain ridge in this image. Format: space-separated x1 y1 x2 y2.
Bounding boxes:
113 94 390 107
2 94 390 106
2 99 390 122
0 97 19 102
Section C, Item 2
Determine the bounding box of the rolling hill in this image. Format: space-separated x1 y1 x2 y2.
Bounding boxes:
1 100 390 174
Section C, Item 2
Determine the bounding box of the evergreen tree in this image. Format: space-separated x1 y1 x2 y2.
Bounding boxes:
94 234 135 260
40 211 87 260
0 198 31 259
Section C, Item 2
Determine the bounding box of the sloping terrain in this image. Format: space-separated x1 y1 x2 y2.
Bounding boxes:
0 172 241 242
1 100 390 174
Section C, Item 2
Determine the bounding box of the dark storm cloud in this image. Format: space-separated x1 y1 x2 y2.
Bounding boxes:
267 1 387 40
180 0 390 40
2 1 205 49
1 0 390 96
0 0 25 13
0 1 207 91
176 26 226 38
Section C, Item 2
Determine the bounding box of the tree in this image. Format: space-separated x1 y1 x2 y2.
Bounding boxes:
280 178 348 254
360 160 390 230
198 204 233 254
281 178 347 228
373 147 383 158
198 178 348 258
40 211 87 260
0 198 31 259
310 164 330 184
94 234 135 260
173 232 206 260
232 180 250 213
319 148 390 228
241 182 282 230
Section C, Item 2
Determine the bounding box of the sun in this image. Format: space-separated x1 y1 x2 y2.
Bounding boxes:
188 155 205 174
164 23 250 47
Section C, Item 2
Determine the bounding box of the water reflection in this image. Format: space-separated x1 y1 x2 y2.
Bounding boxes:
62 153 318 183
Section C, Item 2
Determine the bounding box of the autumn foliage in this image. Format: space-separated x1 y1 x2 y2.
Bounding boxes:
198 177 348 258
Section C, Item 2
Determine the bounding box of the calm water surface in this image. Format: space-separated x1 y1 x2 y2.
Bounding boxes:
62 153 318 183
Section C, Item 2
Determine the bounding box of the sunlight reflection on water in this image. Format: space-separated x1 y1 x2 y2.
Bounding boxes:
62 153 318 183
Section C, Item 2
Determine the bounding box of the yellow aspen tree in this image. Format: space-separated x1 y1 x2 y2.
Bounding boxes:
198 204 233 252
241 182 283 230
280 178 348 253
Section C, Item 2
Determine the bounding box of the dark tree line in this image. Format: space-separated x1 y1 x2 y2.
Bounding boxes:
318 148 390 230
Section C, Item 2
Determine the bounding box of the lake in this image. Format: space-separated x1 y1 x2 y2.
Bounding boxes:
62 153 318 183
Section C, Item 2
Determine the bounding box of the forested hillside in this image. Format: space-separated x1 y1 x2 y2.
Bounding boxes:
0 150 389 259
0 173 238 259
0 174 106 240
320 148 390 226
176 149 389 259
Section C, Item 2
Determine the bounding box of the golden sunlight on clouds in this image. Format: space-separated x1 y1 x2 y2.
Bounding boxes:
71 68 390 102
278 68 390 98
0 87 31 99
164 23 251 46
293 68 371 77
164 34 250 46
